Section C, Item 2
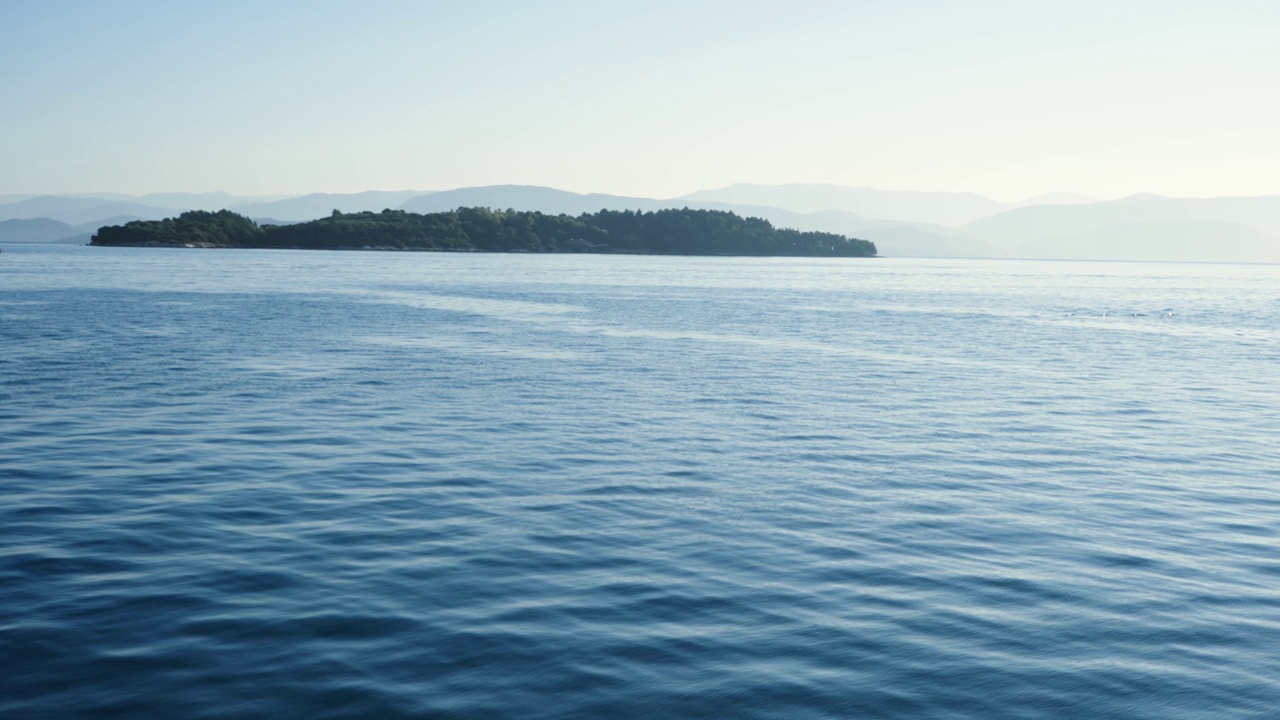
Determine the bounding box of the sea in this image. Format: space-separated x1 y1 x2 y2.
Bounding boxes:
2 243 1278 719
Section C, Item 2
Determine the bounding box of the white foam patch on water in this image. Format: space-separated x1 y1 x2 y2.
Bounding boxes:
230 356 351 378
1045 315 1279 343
793 303 1043 320
359 291 582 321
541 316 1060 377
360 334 578 361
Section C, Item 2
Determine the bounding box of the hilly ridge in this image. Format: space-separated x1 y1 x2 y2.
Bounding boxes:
397 185 989 258
4 184 1280 263
233 191 433 221
1008 219 1280 263
962 194 1280 247
0 218 80 244
0 197 178 225
679 183 1010 226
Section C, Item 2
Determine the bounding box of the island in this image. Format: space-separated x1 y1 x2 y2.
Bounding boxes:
90 207 877 257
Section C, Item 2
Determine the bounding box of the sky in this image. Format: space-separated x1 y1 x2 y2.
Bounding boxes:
2 0 1278 201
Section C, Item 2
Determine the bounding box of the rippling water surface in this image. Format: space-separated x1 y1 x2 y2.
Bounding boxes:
2 245 1279 718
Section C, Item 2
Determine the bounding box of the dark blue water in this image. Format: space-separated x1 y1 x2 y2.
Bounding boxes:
3 244 1279 718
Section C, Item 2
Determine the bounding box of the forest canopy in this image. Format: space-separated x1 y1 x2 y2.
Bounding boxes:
90 207 877 257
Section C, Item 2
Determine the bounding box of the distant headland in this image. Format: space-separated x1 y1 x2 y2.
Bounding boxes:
88 207 877 258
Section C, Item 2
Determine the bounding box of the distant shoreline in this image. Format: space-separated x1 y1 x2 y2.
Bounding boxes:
89 207 878 258
89 242 884 258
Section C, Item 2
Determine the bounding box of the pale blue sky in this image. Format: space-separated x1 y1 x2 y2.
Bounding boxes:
2 0 1278 200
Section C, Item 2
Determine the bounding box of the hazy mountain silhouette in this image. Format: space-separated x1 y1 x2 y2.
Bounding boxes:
9 184 1280 262
57 193 137 202
400 186 828 221
77 214 144 229
678 183 1011 226
399 185 931 226
400 185 672 215
695 207 998 258
396 185 981 256
679 187 1280 260
232 191 432 221
0 196 179 225
852 227 1003 258
139 192 270 210
0 218 79 243
0 192 435 228
1008 219 1280 263
0 216 145 244
962 194 1280 249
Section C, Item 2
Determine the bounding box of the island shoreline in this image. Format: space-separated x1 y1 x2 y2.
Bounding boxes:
90 207 878 258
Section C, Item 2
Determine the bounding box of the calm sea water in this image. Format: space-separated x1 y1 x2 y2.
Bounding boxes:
2 244 1279 718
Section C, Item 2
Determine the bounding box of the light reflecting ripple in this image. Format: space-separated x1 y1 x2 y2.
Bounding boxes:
2 245 1279 718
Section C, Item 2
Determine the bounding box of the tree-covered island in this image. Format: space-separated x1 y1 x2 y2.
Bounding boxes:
90 207 876 257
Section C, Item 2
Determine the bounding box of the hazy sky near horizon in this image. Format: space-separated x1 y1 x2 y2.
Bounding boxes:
2 0 1278 201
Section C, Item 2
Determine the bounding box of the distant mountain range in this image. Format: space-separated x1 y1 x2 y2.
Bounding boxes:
233 191 432 221
960 194 1280 245
680 184 1099 224
401 186 999 257
0 216 139 245
680 183 1008 226
3 184 1279 263
0 196 178 226
1007 219 1280 263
